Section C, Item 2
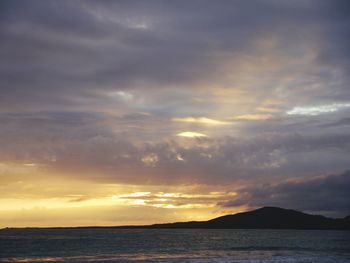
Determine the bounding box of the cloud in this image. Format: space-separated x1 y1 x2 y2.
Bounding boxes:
1 111 349 186
219 171 350 217
0 0 349 113
0 0 350 219
233 114 273 121
172 117 231 125
319 118 350 128
176 131 207 138
287 103 350 116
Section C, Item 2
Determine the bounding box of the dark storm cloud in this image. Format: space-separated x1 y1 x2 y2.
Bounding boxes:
219 171 350 217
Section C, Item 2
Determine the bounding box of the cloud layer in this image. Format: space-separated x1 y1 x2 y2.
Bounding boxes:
1 0 350 224
220 171 350 217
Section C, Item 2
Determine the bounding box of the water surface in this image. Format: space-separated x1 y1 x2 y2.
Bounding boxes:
0 228 349 262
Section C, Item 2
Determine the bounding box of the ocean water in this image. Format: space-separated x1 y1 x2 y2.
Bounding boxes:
0 228 349 262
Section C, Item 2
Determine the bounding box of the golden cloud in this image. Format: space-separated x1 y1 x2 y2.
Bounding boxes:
233 114 273 121
176 131 207 138
172 117 231 125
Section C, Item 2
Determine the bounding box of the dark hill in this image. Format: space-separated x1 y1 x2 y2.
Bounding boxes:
2 207 348 231
148 207 350 230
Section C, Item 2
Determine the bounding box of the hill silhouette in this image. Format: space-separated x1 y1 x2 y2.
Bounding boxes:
147 207 350 230
2 207 349 230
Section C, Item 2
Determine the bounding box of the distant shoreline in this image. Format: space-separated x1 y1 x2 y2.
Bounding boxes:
2 207 349 231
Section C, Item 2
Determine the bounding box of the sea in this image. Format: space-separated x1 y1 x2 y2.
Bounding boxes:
0 228 349 262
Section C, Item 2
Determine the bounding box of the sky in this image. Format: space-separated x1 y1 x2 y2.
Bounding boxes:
0 0 350 227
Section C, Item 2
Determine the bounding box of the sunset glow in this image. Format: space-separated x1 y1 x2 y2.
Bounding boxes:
1 0 349 228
